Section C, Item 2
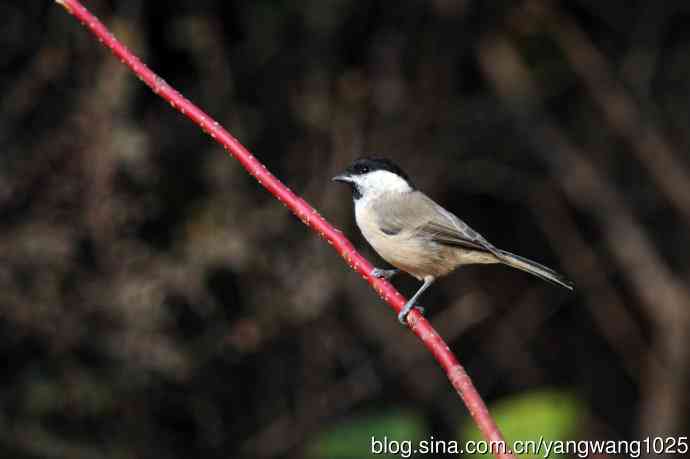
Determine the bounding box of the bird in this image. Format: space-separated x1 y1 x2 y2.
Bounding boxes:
332 157 574 324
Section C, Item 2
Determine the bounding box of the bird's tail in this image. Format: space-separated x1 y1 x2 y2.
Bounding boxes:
495 249 574 290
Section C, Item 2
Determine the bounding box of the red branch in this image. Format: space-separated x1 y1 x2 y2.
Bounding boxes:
55 1 515 457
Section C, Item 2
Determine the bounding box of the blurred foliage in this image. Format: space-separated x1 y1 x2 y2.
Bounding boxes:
307 410 427 458
1 0 690 458
462 389 585 458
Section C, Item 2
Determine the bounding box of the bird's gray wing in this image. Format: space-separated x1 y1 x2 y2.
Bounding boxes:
372 191 496 253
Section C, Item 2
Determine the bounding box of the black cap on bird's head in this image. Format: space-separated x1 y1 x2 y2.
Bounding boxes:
333 157 414 190
339 157 412 182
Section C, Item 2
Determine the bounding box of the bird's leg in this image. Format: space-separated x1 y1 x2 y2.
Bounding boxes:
398 277 434 325
371 268 399 280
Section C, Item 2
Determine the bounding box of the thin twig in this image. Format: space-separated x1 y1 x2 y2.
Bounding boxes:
478 32 690 441
54 1 515 456
539 2 690 224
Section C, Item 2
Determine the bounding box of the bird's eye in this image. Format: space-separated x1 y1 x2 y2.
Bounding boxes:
360 166 369 173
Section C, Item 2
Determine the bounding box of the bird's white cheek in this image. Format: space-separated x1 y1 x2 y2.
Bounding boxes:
354 193 372 215
354 199 366 228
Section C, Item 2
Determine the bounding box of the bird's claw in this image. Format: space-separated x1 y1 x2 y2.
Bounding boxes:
397 305 425 325
371 268 399 280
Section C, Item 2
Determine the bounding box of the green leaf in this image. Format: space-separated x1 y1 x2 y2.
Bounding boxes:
307 410 428 458
460 389 585 459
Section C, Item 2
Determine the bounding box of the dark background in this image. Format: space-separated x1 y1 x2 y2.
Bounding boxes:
1 0 689 457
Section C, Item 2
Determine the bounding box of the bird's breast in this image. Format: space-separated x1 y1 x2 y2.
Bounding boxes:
355 201 457 279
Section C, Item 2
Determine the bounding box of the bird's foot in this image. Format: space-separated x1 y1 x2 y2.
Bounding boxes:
397 304 425 325
371 268 399 280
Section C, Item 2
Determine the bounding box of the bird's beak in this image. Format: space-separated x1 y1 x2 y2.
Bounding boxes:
332 174 352 183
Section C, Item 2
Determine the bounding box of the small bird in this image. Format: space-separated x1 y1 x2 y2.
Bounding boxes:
333 157 574 324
